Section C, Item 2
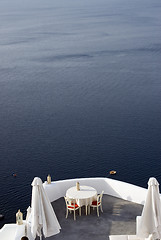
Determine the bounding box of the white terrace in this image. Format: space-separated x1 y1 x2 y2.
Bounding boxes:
0 177 149 240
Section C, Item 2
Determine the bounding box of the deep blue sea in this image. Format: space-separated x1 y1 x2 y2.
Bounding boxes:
0 0 161 228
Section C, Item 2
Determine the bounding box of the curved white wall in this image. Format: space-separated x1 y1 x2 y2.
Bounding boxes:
43 177 148 205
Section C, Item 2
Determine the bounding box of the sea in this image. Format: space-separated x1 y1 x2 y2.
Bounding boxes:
0 0 161 228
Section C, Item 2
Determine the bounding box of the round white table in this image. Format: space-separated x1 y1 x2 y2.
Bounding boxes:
66 185 97 215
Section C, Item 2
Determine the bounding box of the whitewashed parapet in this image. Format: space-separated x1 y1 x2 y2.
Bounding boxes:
0 223 26 240
43 177 148 205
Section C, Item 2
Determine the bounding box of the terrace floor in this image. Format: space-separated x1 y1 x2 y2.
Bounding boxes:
41 195 143 240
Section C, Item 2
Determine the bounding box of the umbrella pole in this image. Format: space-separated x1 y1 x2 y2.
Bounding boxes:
39 228 42 240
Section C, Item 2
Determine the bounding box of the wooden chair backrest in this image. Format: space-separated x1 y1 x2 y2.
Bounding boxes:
97 190 104 203
64 196 77 209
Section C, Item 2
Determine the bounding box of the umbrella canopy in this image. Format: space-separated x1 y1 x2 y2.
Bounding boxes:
137 177 161 239
29 177 61 239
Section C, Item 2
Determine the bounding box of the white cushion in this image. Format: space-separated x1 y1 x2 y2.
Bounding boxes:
109 235 146 240
109 235 128 240
128 235 145 240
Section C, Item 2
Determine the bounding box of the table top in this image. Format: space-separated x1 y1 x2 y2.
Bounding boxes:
66 185 97 200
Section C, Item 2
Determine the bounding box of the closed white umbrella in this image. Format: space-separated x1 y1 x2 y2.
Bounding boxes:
28 177 61 239
137 177 161 239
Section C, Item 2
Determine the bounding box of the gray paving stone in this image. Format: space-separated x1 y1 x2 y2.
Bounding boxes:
37 195 143 240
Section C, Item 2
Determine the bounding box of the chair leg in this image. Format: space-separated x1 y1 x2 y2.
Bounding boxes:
88 205 90 215
100 204 103 212
74 210 76 220
85 205 88 215
79 207 81 216
97 206 99 217
66 208 68 218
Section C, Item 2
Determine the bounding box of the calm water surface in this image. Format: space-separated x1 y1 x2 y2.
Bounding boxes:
0 0 161 227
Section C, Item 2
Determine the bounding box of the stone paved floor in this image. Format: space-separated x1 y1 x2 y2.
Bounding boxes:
38 195 143 240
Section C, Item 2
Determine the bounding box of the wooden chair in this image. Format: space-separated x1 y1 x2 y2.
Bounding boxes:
90 190 104 217
64 196 81 220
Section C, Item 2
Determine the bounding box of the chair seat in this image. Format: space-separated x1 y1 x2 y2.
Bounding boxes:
68 204 79 209
91 201 100 206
